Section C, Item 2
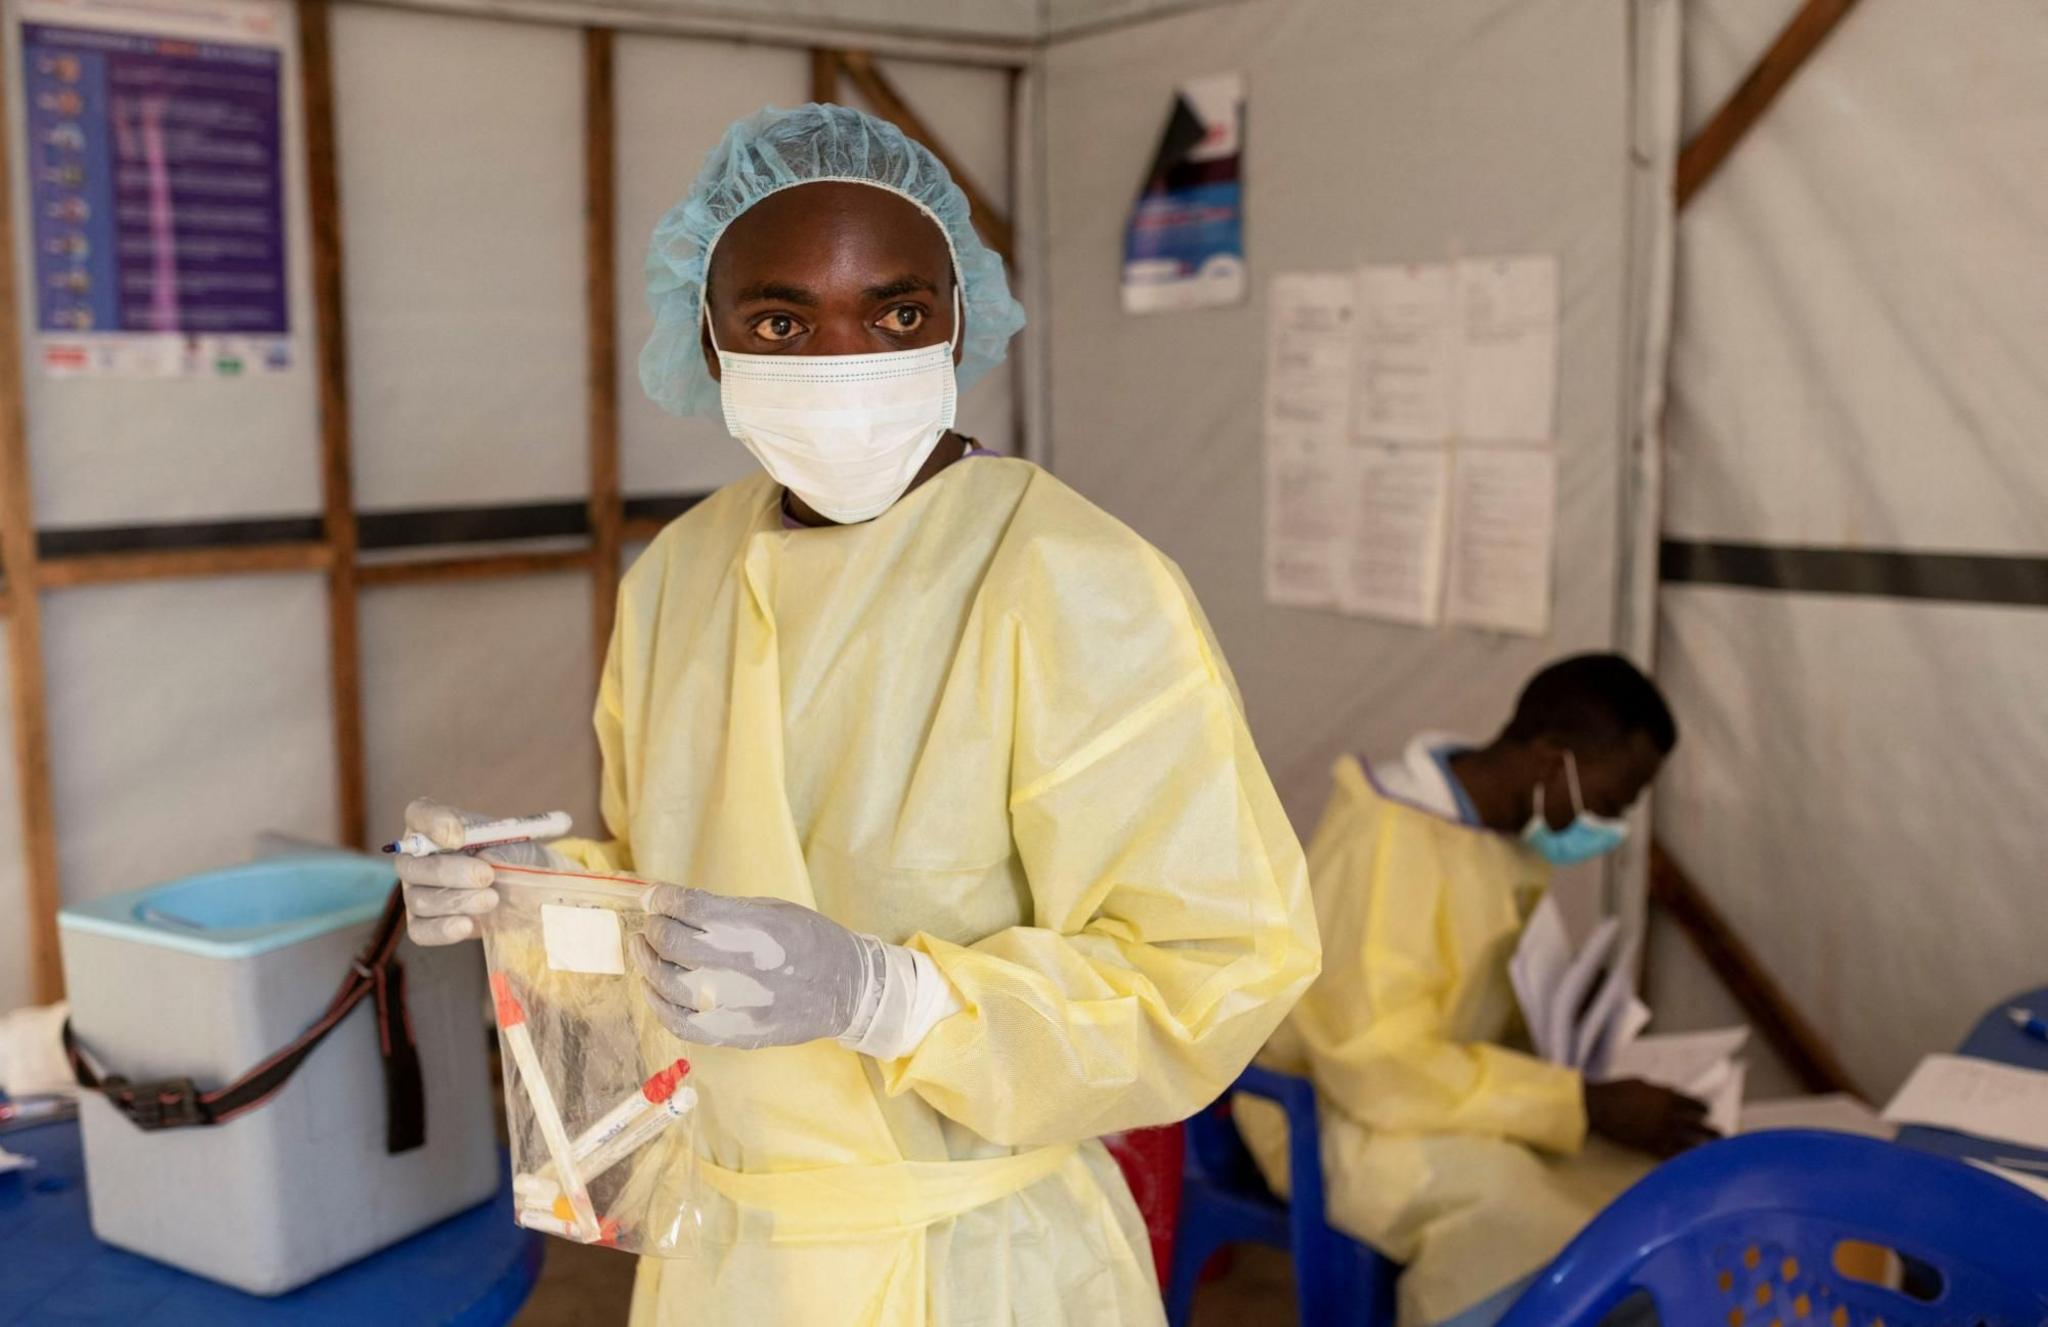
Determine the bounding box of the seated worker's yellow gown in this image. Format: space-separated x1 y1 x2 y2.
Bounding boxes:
1236 739 1647 1327
552 456 1320 1327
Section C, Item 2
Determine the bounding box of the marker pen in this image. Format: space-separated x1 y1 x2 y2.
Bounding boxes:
383 810 572 858
2009 1007 2048 1045
492 972 600 1241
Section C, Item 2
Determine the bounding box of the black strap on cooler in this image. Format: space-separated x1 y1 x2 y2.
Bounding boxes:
63 884 426 1154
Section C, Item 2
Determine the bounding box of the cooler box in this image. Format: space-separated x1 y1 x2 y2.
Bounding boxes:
57 855 499 1294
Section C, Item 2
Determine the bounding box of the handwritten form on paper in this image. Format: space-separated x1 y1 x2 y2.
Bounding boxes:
1262 274 1356 608
1337 446 1449 625
1882 1054 2048 1152
1444 446 1558 635
1456 255 1558 442
1354 263 1455 443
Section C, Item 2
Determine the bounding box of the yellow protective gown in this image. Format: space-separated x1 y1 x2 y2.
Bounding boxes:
551 455 1319 1327
1236 752 1647 1327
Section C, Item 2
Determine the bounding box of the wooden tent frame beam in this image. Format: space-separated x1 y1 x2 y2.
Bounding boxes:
812 48 1016 264
1675 0 1864 210
0 38 64 1004
1649 843 1862 1098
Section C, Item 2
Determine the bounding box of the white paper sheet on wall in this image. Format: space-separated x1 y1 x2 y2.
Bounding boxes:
1263 274 1355 607
1354 262 1456 443
1444 445 1557 636
1336 445 1449 625
1265 432 1351 607
1455 255 1559 442
1264 273 1355 435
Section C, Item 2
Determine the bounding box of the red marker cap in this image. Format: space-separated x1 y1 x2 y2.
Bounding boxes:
490 972 527 1029
641 1057 692 1103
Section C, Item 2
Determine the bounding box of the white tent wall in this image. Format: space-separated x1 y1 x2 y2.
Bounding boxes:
44 577 341 898
1040 0 1674 865
0 0 1022 1001
1648 0 2048 1098
334 5 590 510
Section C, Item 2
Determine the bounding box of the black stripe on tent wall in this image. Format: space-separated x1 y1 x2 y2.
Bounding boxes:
1662 540 2048 608
35 494 712 560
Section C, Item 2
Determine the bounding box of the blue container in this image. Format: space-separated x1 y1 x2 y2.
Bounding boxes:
59 855 498 1294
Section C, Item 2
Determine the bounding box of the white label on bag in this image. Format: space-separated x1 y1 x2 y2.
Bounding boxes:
541 904 625 975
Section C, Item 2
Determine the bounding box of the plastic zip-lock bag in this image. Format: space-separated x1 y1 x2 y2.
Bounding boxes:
482 864 701 1255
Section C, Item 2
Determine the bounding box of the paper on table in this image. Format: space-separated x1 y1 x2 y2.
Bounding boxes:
1967 1158 2048 1204
1707 1061 1747 1138
1738 1094 1894 1139
1354 262 1455 442
1444 445 1557 636
1545 915 1620 1072
1606 1027 1751 1094
1263 273 1355 609
1510 896 1573 1062
1336 444 1449 625
1455 255 1558 442
1571 934 1643 1072
1882 1054 2048 1151
1583 997 1653 1082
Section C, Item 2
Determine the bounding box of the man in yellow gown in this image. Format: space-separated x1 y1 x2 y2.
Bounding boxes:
1238 654 1706 1327
392 103 1320 1325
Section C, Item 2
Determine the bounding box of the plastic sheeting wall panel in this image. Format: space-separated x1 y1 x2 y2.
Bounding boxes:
841 56 1018 453
41 577 337 907
1044 0 1638 826
0 631 25 1009
360 576 599 852
1652 586 2048 1097
2 0 322 529
1666 0 2048 555
614 34 805 499
334 7 587 510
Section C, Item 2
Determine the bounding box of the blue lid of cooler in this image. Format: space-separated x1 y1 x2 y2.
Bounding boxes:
57 855 394 959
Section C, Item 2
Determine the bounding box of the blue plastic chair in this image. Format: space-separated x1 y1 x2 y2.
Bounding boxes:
1498 1130 2048 1327
1166 1064 1398 1327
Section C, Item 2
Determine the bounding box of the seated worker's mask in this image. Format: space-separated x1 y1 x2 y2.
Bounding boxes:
1522 750 1630 866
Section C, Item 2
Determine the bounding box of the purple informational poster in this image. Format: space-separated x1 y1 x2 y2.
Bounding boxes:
20 4 289 376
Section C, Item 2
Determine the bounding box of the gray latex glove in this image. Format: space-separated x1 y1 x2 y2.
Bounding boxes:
631 885 887 1050
392 799 560 946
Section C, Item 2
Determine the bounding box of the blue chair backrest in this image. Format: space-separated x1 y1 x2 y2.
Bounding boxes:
1185 1089 1270 1195
1499 1130 2048 1327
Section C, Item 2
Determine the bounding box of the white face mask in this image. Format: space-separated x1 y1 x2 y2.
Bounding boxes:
709 290 961 525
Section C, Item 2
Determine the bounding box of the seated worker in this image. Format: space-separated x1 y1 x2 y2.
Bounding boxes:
1238 653 1707 1327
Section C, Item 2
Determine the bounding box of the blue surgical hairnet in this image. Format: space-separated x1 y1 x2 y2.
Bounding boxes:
640 103 1026 418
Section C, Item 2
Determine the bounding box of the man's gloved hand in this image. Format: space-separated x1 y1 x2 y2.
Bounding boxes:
631 885 900 1052
1584 1077 1721 1158
392 799 562 946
